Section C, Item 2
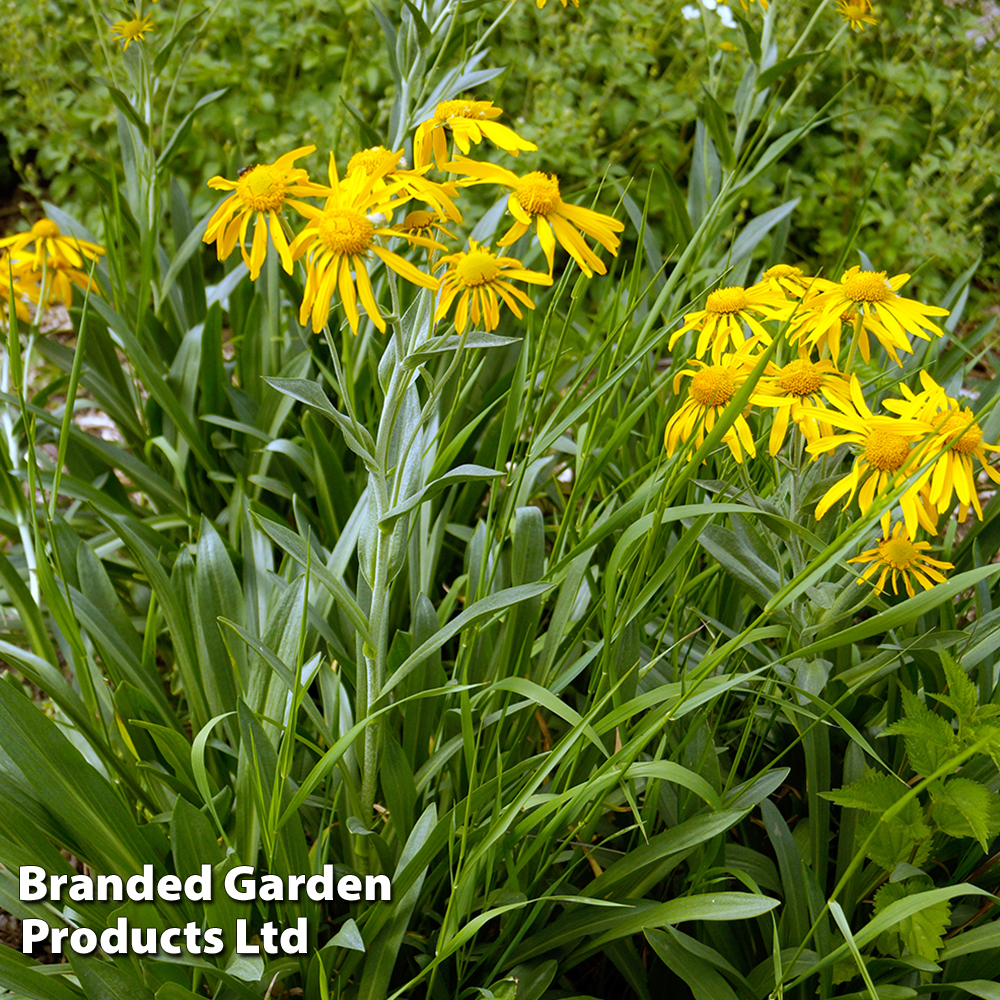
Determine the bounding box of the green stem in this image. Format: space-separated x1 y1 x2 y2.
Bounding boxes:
357 316 411 868
844 309 864 373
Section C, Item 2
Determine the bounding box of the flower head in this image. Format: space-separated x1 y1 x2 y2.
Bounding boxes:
884 371 1000 523
848 522 952 598
665 348 760 464
445 158 624 278
531 0 580 8
289 152 439 334
0 219 104 272
806 376 935 537
346 146 462 222
389 210 455 248
110 10 154 50
788 266 948 367
753 356 852 454
203 145 329 281
669 281 789 363
435 241 552 333
837 0 877 31
414 101 536 171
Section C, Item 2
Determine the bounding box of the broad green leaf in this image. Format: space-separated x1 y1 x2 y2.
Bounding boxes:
873 879 950 961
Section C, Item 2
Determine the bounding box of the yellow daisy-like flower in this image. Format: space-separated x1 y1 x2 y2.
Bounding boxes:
669 282 789 363
0 219 104 272
885 372 1000 523
664 348 760 464
752 356 852 455
289 153 439 334
806 376 935 537
837 0 877 31
848 522 952 598
531 0 580 8
444 157 624 278
346 146 462 222
737 0 768 8
388 210 455 248
110 10 154 50
28 257 101 309
202 145 328 281
413 101 537 171
434 241 552 334
789 266 949 367
760 264 821 299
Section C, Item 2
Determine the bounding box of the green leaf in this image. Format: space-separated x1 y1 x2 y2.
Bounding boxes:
822 767 909 813
756 52 821 91
263 376 376 466
931 776 1000 852
0 946 84 1000
701 92 736 172
874 879 950 962
883 689 959 777
378 464 503 528
645 928 739 1000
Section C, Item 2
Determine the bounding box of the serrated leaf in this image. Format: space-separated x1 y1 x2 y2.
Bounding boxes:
883 690 959 778
874 879 950 962
821 767 910 813
931 777 1000 852
936 643 979 719
857 807 932 872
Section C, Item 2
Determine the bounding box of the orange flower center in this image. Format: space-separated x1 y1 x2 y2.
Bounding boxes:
763 264 802 280
933 411 982 455
347 146 395 177
316 209 373 255
842 269 892 304
689 367 736 407
31 220 61 238
455 250 500 287
777 359 824 397
398 210 435 231
878 534 920 569
705 286 748 314
236 165 287 212
864 428 911 471
515 172 561 216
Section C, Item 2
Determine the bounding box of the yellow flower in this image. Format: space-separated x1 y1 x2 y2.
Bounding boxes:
31 257 101 309
532 0 580 7
760 264 821 299
202 145 328 281
110 10 154 50
752 356 852 455
1 252 35 322
0 219 104 272
669 282 789 363
388 210 455 248
788 266 949 367
837 0 877 31
736 0 768 8
289 153 439 334
413 101 537 171
806 376 935 537
848 522 952 598
346 146 462 222
664 348 760 464
434 241 552 334
444 158 624 277
884 371 1000 524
